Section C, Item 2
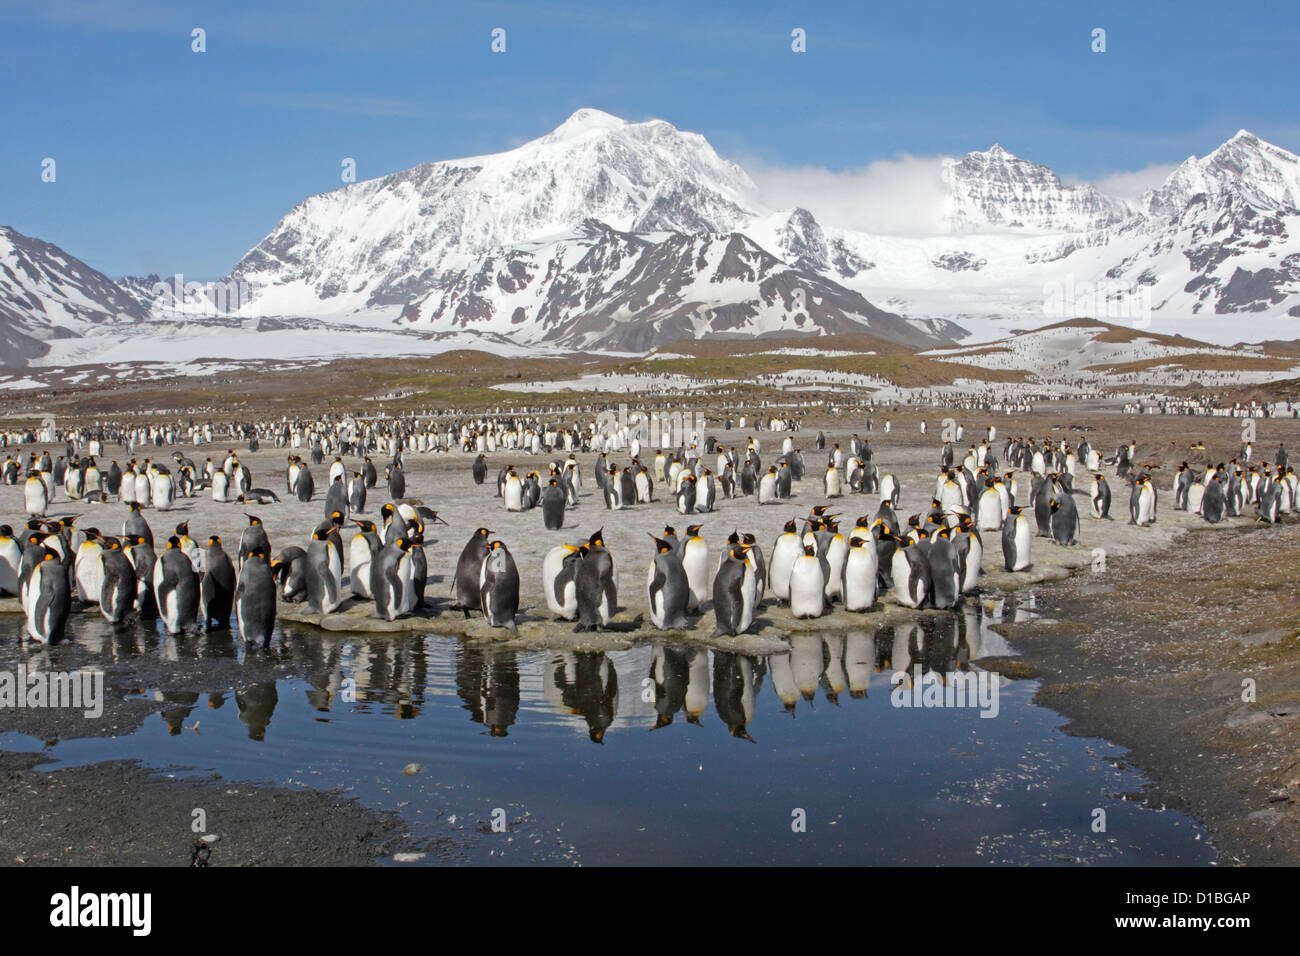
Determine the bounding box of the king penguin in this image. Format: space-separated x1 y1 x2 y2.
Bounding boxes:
646 534 691 630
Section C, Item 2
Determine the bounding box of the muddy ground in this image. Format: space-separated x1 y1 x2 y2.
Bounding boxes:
1 399 1298 864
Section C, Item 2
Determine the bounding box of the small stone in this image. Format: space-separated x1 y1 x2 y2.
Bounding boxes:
200 833 220 844
402 763 423 775
1240 630 1288 647
1246 808 1283 826
393 852 426 863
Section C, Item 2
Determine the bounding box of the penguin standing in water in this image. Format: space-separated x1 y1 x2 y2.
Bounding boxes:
1002 506 1032 571
1048 494 1080 546
453 528 493 615
711 542 756 636
306 521 345 614
199 536 236 630
789 544 825 619
22 546 71 643
235 546 277 647
1089 474 1112 519
542 543 583 620
575 529 617 632
472 454 488 485
646 534 690 630
123 533 157 617
99 538 137 624
541 478 567 530
479 540 520 633
154 536 199 635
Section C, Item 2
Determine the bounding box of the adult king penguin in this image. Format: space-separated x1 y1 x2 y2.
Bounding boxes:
646 534 691 630
574 529 617 632
479 540 521 633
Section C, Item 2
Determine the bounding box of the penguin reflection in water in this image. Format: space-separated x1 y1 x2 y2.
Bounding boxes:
545 651 618 743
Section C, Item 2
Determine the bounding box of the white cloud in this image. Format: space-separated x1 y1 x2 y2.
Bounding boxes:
739 154 954 236
1066 163 1180 201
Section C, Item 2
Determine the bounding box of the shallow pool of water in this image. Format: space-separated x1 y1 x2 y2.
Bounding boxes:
0 596 1215 865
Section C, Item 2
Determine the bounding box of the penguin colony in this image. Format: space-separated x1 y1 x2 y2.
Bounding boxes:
1 423 1293 646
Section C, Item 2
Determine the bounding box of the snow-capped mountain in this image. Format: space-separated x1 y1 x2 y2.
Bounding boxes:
0 225 147 364
941 144 1134 233
224 108 963 349
5 111 1300 370
409 219 959 350
231 108 765 316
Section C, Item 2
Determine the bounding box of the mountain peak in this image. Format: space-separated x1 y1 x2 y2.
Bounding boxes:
538 108 629 144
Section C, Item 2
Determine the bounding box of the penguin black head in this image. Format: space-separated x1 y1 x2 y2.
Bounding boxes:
330 511 344 526
803 544 816 556
246 514 262 526
208 535 222 547
784 519 798 533
176 521 189 535
474 527 491 538
165 536 181 550
588 528 605 548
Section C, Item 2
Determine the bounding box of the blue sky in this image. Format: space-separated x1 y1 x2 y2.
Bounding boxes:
2 0 1296 278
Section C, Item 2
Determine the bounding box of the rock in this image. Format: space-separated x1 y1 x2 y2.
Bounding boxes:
1240 629 1289 647
1225 708 1272 728
402 763 423 776
1246 808 1283 826
393 852 426 862
200 833 220 844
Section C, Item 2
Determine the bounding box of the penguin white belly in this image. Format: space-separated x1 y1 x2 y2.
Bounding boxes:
646 562 664 627
891 550 916 607
134 473 150 503
769 539 798 602
758 474 776 503
682 542 708 609
503 478 523 511
842 547 878 611
738 565 757 632
1137 486 1155 525
961 536 982 592
977 490 1002 531
349 541 372 598
824 537 847 600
